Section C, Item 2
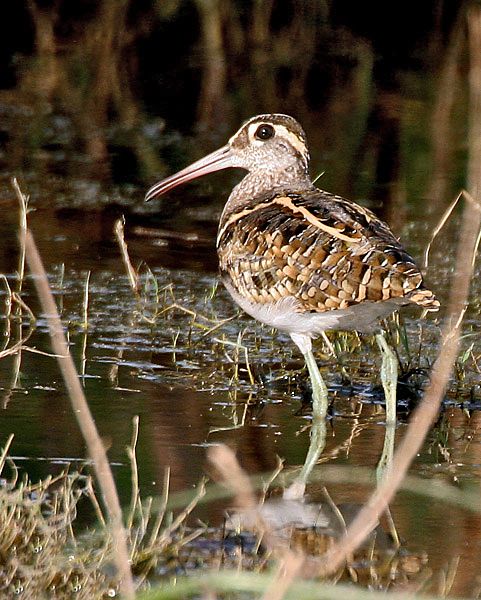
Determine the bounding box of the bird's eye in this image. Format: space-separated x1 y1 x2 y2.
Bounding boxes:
254 124 275 141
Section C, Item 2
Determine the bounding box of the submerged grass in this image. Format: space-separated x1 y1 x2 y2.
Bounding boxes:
0 433 208 599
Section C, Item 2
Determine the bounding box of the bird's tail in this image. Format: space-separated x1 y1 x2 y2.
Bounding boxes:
408 287 440 311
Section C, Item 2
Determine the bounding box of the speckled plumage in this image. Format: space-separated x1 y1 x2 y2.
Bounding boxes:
217 187 438 334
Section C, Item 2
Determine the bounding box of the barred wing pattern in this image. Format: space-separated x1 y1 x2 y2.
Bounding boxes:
217 190 439 316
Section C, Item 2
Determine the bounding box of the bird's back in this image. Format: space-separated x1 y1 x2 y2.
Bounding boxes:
217 187 439 333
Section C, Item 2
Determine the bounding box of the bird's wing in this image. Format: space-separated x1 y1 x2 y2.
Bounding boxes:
217 189 438 313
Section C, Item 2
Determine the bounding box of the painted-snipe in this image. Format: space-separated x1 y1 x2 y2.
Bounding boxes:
146 114 439 421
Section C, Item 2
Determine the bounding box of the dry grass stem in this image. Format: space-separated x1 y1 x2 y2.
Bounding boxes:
23 227 135 598
114 216 140 295
81 269 91 329
12 177 28 294
0 289 36 359
147 467 171 547
208 444 307 600
262 553 305 600
0 337 28 360
0 434 14 474
85 475 107 527
127 415 141 531
208 445 257 512
423 190 463 269
156 478 207 548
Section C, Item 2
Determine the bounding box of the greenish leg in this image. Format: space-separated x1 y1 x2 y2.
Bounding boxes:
376 419 396 482
375 331 398 425
296 409 327 491
285 334 330 498
285 346 329 499
375 332 398 544
303 347 329 421
299 348 329 485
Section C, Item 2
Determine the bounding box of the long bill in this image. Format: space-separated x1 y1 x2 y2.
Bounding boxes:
145 144 234 201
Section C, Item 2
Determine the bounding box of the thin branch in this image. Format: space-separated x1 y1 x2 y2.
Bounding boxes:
23 226 135 599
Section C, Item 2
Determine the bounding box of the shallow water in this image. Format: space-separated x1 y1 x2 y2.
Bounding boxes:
0 193 480 593
1 4 481 595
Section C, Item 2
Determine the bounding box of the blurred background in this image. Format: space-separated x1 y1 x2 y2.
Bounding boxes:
0 0 469 222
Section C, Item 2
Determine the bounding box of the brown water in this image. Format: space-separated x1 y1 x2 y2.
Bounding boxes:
0 183 480 594
0 3 481 595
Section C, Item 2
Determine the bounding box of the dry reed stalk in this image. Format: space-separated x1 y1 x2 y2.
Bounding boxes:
114 216 140 295
316 6 481 578
208 444 305 600
23 227 135 599
208 445 257 512
12 177 27 294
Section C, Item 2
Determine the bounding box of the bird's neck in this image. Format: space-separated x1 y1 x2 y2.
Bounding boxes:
221 166 313 221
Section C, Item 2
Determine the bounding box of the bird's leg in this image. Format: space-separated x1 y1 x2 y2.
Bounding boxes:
296 407 327 488
290 333 329 420
285 333 329 499
376 417 396 482
303 347 329 421
375 331 398 425
374 331 399 545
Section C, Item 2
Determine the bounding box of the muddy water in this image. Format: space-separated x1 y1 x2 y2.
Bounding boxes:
0 176 480 593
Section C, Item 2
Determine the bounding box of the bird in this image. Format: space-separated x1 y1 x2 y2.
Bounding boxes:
145 114 439 422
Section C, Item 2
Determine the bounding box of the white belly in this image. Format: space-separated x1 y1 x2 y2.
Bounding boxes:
222 278 408 338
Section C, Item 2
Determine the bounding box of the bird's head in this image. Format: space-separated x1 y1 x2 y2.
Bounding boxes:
145 114 310 201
